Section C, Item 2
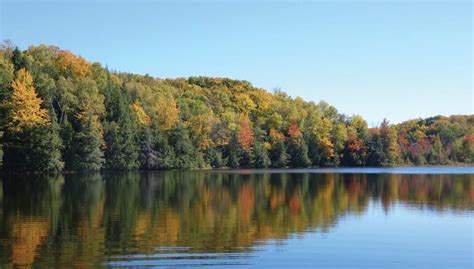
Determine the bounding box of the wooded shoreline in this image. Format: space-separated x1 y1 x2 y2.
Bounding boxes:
0 44 472 173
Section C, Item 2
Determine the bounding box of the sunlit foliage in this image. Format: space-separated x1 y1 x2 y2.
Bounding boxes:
0 44 472 172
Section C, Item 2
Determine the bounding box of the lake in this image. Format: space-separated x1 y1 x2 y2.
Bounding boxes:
0 167 472 268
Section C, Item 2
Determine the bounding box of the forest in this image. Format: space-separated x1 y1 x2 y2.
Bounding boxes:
0 43 472 172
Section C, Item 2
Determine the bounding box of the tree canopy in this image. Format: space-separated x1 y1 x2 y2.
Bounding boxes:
0 44 472 172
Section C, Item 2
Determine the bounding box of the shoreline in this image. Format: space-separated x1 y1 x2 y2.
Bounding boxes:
1 164 473 176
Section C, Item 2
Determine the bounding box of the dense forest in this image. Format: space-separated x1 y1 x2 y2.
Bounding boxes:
0 43 472 172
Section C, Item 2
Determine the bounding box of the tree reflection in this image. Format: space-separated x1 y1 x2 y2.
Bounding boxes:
0 172 472 267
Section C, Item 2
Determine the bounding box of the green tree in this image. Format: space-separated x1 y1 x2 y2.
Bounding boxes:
137 127 158 169
287 138 310 168
155 130 175 169
169 125 199 169
269 139 288 168
68 116 104 171
227 133 241 168
253 141 270 168
427 135 446 164
103 79 139 170
2 69 63 172
205 146 225 168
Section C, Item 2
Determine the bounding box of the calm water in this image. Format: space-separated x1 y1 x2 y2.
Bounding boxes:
0 168 472 268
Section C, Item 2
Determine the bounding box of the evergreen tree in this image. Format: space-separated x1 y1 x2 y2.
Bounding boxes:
253 141 270 168
155 130 175 169
287 138 310 168
60 119 75 169
69 116 104 171
104 120 138 170
227 133 241 168
206 146 225 168
25 122 64 172
103 80 139 170
138 127 159 170
269 140 288 168
0 131 3 169
11 47 30 71
307 136 320 167
169 125 197 169
366 134 384 166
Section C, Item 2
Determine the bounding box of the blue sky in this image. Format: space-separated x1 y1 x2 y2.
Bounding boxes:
1 0 472 125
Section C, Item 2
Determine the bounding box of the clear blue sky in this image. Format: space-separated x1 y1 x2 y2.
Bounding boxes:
1 0 472 125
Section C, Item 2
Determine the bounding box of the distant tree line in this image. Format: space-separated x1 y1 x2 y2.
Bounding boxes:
0 44 472 172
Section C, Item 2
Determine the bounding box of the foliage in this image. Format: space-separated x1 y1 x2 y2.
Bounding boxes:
4 69 49 132
0 44 472 172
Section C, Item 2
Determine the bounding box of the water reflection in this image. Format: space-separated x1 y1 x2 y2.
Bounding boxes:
0 172 472 268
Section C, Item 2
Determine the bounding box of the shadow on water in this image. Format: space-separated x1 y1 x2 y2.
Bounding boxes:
0 171 472 268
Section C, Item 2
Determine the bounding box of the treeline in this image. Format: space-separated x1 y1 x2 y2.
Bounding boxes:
0 44 472 172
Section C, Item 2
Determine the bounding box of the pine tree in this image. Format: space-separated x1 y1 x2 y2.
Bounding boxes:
25 122 64 172
227 133 241 168
287 138 310 168
253 141 270 168
206 146 225 168
0 131 3 169
103 81 139 170
169 125 197 169
138 127 159 170
269 140 289 168
366 134 384 166
104 120 138 170
69 115 104 171
11 47 29 71
155 130 175 169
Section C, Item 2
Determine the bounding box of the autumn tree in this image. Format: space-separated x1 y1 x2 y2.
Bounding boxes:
5 68 48 131
237 114 254 153
268 128 288 167
307 117 334 166
62 77 105 171
1 45 472 171
56 50 91 78
342 134 367 166
367 120 399 166
237 114 255 167
2 68 63 172
286 124 310 167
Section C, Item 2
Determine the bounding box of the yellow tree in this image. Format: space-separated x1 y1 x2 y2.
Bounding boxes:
5 68 49 132
56 50 91 77
2 68 63 172
131 101 151 126
154 97 179 131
